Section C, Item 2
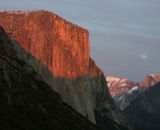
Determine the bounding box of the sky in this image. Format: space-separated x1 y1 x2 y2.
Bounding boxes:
0 0 160 82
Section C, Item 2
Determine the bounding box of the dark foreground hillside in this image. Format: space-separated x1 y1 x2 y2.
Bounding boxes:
124 82 160 130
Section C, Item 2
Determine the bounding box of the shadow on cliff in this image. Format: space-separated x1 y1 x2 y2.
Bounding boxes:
11 38 112 120
11 39 132 130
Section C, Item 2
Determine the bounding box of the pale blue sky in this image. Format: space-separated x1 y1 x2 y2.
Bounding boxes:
0 0 160 81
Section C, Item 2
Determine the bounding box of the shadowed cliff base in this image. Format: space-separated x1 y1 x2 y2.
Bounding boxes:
11 38 96 123
9 30 132 130
0 10 133 129
12 38 129 128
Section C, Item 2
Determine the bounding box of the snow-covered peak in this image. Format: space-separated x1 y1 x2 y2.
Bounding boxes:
106 76 129 83
106 76 139 97
149 74 157 79
140 74 160 87
106 76 120 81
1 10 57 17
2 10 39 15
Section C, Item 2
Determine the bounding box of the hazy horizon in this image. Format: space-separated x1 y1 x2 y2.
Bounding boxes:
0 0 160 82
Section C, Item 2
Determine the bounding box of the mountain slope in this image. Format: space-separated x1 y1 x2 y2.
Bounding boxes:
123 82 160 130
114 86 147 110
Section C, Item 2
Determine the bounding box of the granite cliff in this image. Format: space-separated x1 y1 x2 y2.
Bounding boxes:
0 10 131 129
0 27 102 130
140 74 160 87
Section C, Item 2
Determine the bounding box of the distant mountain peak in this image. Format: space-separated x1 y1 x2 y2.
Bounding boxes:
108 74 160 111
106 76 139 97
140 74 160 87
149 74 157 77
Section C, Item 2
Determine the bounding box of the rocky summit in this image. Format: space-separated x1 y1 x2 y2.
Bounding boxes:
107 75 160 111
106 76 139 97
140 74 160 87
0 10 132 129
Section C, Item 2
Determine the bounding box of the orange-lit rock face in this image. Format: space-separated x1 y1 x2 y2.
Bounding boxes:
89 57 103 77
140 74 160 87
0 10 89 79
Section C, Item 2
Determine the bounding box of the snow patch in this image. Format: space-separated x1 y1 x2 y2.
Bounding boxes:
118 83 128 87
106 76 120 83
127 86 138 94
118 95 125 101
149 74 156 79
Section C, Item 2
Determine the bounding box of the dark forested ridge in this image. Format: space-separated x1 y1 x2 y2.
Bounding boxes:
124 82 160 130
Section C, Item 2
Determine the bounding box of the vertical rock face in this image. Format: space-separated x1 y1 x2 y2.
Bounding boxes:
0 29 102 130
0 10 131 128
0 10 95 123
140 74 160 87
0 10 89 79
